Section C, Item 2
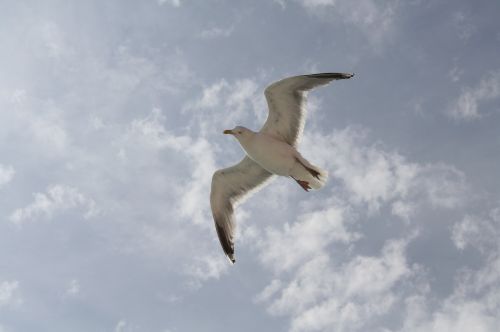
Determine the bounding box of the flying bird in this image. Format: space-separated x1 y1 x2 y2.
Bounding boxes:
210 72 354 263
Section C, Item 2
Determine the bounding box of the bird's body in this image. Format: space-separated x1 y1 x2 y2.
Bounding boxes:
239 131 293 176
232 128 327 189
210 72 354 263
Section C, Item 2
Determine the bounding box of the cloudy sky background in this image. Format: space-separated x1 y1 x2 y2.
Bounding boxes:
1 0 500 331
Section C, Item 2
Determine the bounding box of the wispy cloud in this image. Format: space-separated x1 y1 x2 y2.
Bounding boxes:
0 280 21 308
256 236 418 332
198 26 234 39
39 21 67 59
182 253 230 289
2 90 70 156
385 205 500 332
127 108 217 225
287 0 399 47
184 77 266 134
0 164 15 188
449 65 464 83
452 11 476 41
9 185 99 225
157 0 181 7
65 279 80 297
114 320 127 332
449 71 500 120
398 211 500 332
301 127 467 218
124 108 229 282
257 204 358 273
452 207 500 254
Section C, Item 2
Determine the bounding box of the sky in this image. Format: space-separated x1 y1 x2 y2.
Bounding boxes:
1 0 500 331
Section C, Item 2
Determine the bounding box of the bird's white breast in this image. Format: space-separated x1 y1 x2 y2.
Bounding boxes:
239 133 296 176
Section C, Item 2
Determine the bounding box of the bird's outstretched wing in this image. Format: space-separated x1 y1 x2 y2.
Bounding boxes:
210 156 274 263
261 73 354 146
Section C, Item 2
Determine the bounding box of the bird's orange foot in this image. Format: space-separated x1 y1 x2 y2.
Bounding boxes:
295 179 311 192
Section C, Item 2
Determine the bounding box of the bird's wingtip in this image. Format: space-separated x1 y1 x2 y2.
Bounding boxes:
307 72 355 80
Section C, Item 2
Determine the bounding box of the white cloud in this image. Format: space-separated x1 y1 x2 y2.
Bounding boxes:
9 184 99 225
418 163 467 209
395 206 500 332
127 108 217 226
129 108 192 150
452 208 500 253
158 0 181 7
10 89 26 104
391 200 414 221
401 296 499 332
398 254 500 332
125 109 229 282
65 279 80 296
452 11 476 41
185 77 265 134
32 21 69 59
176 137 218 225
0 164 15 188
257 237 416 332
118 46 194 95
2 90 70 154
449 71 500 120
289 0 399 47
0 280 21 307
182 253 230 289
254 279 282 303
90 116 105 130
193 80 228 109
301 127 466 217
449 65 463 83
452 215 482 251
29 116 68 152
114 320 127 332
199 26 234 39
257 204 358 272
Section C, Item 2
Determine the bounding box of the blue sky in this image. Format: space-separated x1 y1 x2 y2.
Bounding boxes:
1 0 500 331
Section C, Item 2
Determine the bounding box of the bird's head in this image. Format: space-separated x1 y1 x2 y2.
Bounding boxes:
223 126 253 141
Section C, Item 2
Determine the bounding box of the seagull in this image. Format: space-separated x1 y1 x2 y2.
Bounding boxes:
210 72 354 263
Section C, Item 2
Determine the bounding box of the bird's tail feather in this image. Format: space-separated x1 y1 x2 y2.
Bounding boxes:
292 155 328 190
307 165 328 190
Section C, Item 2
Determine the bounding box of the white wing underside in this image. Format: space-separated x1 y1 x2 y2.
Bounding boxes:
210 156 273 262
261 73 353 146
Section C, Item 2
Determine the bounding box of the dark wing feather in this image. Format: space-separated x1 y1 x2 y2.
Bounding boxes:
210 156 273 263
261 73 354 146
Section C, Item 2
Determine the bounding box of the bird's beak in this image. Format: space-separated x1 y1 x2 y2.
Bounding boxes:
223 129 233 135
